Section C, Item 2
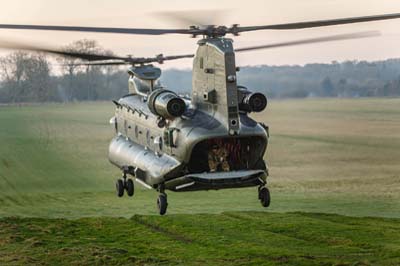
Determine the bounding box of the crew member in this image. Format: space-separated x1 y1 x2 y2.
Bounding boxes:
208 143 230 172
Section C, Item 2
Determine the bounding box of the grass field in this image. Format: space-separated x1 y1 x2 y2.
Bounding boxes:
0 98 399 265
1 212 400 266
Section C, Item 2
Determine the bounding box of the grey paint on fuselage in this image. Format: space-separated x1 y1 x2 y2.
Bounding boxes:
108 37 269 191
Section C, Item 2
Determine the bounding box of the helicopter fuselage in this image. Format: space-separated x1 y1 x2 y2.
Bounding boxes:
109 93 269 192
108 37 269 192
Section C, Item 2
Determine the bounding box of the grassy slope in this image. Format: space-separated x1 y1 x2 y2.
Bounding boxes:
0 99 400 265
0 99 399 218
1 212 400 266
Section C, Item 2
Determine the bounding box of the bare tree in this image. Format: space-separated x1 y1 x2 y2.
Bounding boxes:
57 39 107 101
0 52 52 102
0 52 29 102
24 53 52 102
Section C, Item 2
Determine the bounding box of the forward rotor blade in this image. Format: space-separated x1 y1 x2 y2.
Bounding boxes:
235 31 380 53
114 54 195 64
0 24 191 35
72 61 128 66
160 54 195 61
97 54 195 65
0 39 127 61
0 38 195 65
237 13 400 32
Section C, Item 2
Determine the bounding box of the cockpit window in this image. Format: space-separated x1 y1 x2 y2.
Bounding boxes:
133 77 163 96
133 77 151 95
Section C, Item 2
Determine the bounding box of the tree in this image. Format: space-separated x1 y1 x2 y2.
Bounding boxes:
321 77 335 97
57 39 117 101
24 54 53 102
0 52 53 102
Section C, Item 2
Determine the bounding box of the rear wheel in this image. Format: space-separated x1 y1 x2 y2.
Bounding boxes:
116 179 124 197
126 179 134 197
258 186 263 200
259 187 270 207
157 194 168 215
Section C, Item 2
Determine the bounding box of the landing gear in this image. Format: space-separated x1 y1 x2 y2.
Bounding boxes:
116 179 124 197
258 186 270 207
115 171 134 197
157 184 168 215
126 179 134 197
157 193 168 215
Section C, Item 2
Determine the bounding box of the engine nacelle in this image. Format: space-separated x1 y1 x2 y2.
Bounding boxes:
148 89 186 119
237 86 267 113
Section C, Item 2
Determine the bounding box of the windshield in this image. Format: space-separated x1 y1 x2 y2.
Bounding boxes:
134 77 164 95
133 77 151 95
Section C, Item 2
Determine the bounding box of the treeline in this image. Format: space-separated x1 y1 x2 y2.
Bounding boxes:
1 39 400 103
162 60 400 98
0 40 128 103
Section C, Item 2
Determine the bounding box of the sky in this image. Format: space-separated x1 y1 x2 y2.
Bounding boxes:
1 0 400 69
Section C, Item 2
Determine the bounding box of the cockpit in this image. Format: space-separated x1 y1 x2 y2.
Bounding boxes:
132 76 162 95
128 66 163 96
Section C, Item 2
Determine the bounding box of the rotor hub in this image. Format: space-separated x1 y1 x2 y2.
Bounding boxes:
189 24 240 38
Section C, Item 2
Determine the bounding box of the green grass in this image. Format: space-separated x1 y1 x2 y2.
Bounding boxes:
1 212 400 266
0 99 399 265
1 99 399 218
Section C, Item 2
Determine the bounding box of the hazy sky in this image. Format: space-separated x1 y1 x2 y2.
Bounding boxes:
1 0 400 68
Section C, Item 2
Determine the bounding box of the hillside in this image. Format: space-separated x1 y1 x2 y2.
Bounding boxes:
1 99 399 265
0 99 400 218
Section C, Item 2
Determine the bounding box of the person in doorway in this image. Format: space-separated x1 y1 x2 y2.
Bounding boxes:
208 143 230 172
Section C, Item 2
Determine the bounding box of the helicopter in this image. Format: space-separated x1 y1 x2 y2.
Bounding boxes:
1 12 400 215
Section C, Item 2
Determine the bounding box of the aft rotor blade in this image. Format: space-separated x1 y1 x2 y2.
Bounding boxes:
235 31 380 53
155 9 226 29
0 12 400 38
0 24 192 35
237 13 400 32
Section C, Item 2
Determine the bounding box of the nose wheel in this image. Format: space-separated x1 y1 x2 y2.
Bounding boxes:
258 186 271 207
126 179 134 197
116 179 124 197
115 171 134 197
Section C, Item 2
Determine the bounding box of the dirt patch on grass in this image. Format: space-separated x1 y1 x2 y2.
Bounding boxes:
2 159 10 169
132 215 194 244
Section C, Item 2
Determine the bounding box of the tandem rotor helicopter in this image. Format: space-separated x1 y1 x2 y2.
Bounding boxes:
1 11 400 214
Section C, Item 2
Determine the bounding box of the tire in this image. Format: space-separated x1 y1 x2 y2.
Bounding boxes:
258 186 263 200
259 187 271 207
116 179 124 197
126 179 134 197
157 194 168 215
